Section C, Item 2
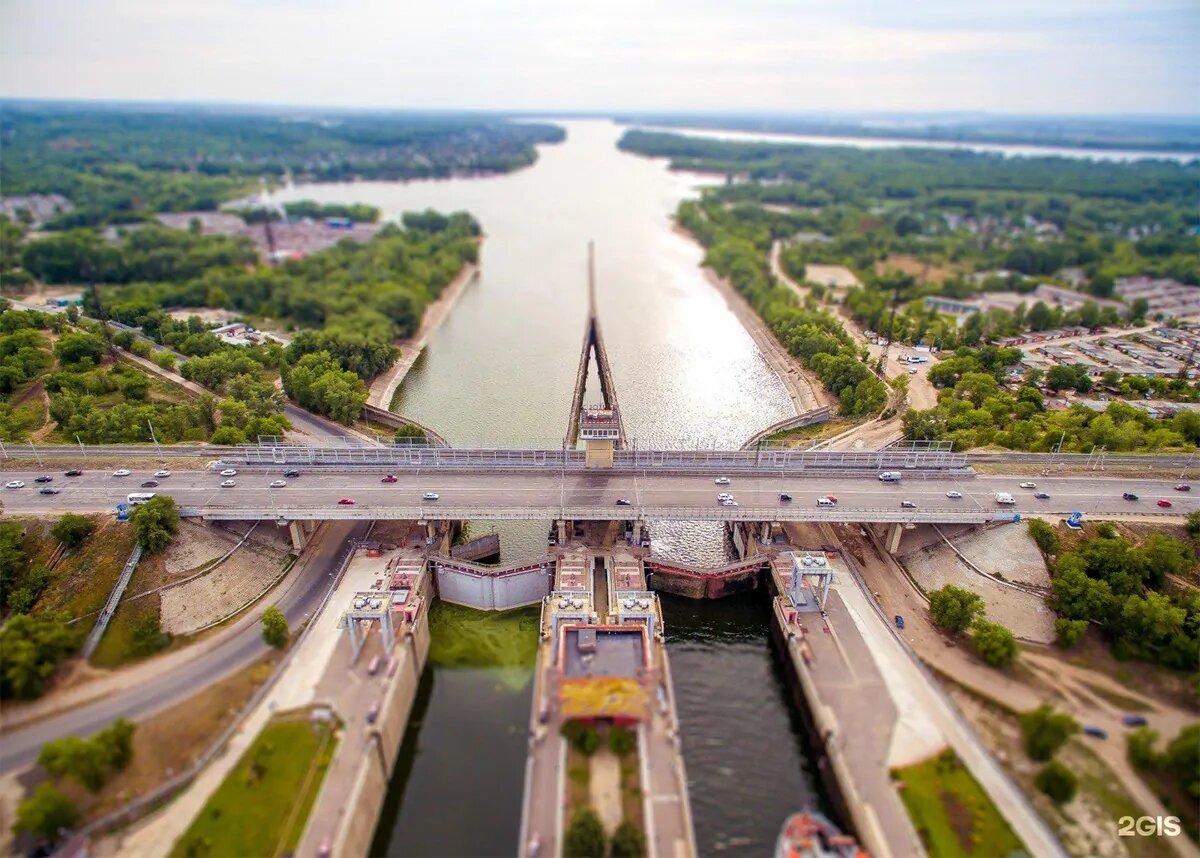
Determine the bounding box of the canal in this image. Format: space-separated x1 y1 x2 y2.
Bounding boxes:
271 119 817 856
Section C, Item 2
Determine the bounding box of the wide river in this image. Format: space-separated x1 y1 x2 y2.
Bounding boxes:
269 119 823 856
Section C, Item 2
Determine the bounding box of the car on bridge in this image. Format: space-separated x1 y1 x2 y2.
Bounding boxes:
1175 484 1191 491
141 480 158 488
5 480 24 489
270 479 287 488
34 475 52 483
946 491 962 499
64 469 83 477
338 497 356 505
717 492 733 502
154 469 171 478
1157 499 1173 508
714 476 731 485
616 498 631 506
1019 482 1036 489
39 487 60 495
220 479 236 488
112 469 131 477
220 469 238 477
779 493 792 502
284 469 301 478
900 500 917 509
422 492 440 501
1123 492 1139 501
381 475 399 483
1034 492 1050 499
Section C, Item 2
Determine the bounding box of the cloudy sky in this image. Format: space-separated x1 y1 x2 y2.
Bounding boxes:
1 0 1196 115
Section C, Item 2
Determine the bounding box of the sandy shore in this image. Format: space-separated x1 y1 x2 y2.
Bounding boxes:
368 258 480 410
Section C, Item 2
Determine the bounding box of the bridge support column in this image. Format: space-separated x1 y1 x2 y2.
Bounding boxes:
557 520 568 545
288 521 309 552
631 521 642 545
886 522 903 555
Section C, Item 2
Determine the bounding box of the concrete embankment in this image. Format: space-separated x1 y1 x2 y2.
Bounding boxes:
369 260 480 411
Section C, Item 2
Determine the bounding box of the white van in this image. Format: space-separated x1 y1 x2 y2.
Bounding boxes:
816 497 837 507
878 472 901 482
126 492 156 506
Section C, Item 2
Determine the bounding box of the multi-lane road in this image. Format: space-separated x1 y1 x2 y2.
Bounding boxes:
1 467 1196 523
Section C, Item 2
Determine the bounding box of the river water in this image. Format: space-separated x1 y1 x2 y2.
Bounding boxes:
270 119 823 856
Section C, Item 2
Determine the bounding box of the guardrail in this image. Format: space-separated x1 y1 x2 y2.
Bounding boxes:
80 544 143 659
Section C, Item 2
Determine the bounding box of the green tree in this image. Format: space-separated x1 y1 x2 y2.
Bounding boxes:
129 495 179 553
611 821 647 858
0 520 27 598
1054 618 1088 649
95 717 136 771
261 606 289 648
53 331 106 368
608 725 635 756
1187 510 1200 539
0 612 76 700
928 585 984 633
12 782 76 841
50 513 95 549
1126 726 1161 770
1019 705 1079 762
563 807 606 858
971 619 1018 668
38 735 109 792
1164 724 1199 800
1035 760 1078 804
1027 519 1059 555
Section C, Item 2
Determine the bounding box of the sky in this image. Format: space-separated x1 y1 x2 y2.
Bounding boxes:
1 0 1197 115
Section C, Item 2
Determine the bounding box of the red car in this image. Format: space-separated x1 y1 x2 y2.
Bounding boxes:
1175 484 1191 491
337 497 356 505
381 475 399 483
1157 499 1172 508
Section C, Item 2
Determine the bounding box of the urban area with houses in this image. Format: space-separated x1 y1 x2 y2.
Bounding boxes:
0 86 1197 858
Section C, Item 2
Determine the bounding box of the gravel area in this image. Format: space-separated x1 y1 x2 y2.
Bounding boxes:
160 542 289 635
948 524 1053 589
163 521 243 575
901 526 1055 643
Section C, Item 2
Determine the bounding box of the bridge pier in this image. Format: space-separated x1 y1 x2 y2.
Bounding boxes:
631 520 642 545
556 520 568 545
288 520 310 552
885 522 904 555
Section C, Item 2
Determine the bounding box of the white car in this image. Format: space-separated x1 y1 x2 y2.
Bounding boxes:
1019 482 1036 489
112 469 131 477
220 479 236 488
722 499 739 507
5 480 25 489
154 470 171 478
422 492 440 501
269 479 287 488
717 492 733 501
946 491 963 499
714 477 731 485
220 469 238 477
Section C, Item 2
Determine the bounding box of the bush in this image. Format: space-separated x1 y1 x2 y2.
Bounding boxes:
928 585 984 633
38 735 110 792
0 612 76 700
1035 760 1078 804
611 821 647 858
261 606 289 648
1126 726 1161 770
209 425 246 445
129 495 179 552
152 351 176 372
13 783 76 841
130 612 170 657
7 565 50 614
51 513 95 549
1019 705 1079 762
608 725 635 756
1027 519 1059 555
971 619 1018 668
561 720 601 755
1188 510 1200 539
1054 618 1088 649
563 807 606 858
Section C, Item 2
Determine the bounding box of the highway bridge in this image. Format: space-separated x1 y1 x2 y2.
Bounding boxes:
2 467 1195 525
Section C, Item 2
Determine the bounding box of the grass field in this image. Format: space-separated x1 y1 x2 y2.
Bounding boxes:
170 714 337 858
893 750 1025 858
36 517 137 622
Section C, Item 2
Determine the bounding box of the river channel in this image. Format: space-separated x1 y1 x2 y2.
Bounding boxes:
270 119 818 856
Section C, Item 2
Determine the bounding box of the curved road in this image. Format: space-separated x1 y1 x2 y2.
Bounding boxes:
0 520 366 774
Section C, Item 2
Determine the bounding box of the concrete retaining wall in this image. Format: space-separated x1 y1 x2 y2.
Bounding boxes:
433 560 553 610
451 533 501 561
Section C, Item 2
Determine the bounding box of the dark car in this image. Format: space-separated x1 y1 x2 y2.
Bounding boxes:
1121 714 1148 727
1175 483 1191 491
141 480 159 488
64 469 83 477
381 475 399 483
779 493 793 502
1122 492 1139 501
1083 726 1107 739
38 487 61 495
894 615 905 629
1034 492 1050 499
284 470 300 478
615 498 631 506
900 500 917 509
34 475 53 483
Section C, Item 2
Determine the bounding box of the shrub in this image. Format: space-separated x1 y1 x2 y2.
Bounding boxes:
1187 510 1200 539
51 513 95 549
261 606 289 648
129 495 179 552
611 821 647 858
928 585 984 633
1054 618 1088 649
608 725 635 756
1035 760 1077 804
1020 705 1079 762
1027 519 1059 555
0 612 76 700
130 613 170 657
971 619 1018 668
1126 726 1161 770
561 720 601 755
563 807 606 858
13 783 76 841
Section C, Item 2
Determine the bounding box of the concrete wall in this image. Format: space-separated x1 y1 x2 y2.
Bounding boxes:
451 533 501 561
647 565 763 599
435 565 553 610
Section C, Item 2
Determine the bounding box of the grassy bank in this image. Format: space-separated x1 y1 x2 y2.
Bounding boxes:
171 712 337 858
893 750 1024 858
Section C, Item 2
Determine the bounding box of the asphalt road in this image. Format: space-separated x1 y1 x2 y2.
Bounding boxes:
1 468 1196 521
0 520 366 774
